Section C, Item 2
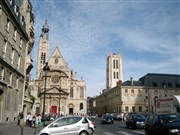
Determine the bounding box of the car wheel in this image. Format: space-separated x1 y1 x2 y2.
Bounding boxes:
89 128 94 135
79 131 88 135
41 134 49 135
126 123 129 128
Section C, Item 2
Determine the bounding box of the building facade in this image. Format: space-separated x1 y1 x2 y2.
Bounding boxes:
29 21 87 116
106 53 123 90
95 74 180 115
0 0 34 123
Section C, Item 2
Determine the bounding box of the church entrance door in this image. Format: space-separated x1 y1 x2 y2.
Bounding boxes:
51 106 57 114
69 108 73 115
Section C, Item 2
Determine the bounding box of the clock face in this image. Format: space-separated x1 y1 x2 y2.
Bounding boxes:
51 75 60 83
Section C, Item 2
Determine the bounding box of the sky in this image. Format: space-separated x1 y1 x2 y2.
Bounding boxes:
30 0 180 97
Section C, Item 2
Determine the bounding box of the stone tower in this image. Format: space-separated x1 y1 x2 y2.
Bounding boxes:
106 52 123 90
36 20 50 79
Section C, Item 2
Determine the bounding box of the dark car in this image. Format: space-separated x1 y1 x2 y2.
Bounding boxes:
145 113 180 135
126 113 146 128
101 114 114 124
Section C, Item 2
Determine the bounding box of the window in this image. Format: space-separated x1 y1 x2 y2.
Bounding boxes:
17 54 21 69
132 106 135 112
116 60 118 69
70 88 73 97
13 27 17 40
20 16 24 25
0 67 4 80
125 89 128 93
114 72 116 79
125 106 129 112
139 106 142 112
15 77 19 89
113 60 115 69
11 47 15 65
9 72 12 85
116 72 118 79
131 89 134 93
8 0 12 5
2 38 8 58
80 87 84 98
153 82 157 87
14 5 19 16
6 17 10 31
175 83 180 88
80 103 83 110
19 37 22 48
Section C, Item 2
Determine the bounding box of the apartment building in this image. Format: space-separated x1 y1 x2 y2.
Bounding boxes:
0 0 34 123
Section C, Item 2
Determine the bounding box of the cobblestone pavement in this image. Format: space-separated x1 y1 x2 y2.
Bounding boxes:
0 123 42 135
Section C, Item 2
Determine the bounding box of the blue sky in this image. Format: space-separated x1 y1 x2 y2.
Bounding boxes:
30 0 180 97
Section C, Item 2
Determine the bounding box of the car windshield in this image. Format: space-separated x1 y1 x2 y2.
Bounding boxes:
103 115 112 118
133 114 145 119
159 114 180 123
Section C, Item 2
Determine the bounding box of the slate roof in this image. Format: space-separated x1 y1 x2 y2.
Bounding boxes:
121 73 180 88
139 73 180 88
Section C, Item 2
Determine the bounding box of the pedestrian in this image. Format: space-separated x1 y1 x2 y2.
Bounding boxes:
17 113 21 125
28 113 33 127
26 113 30 126
32 115 36 128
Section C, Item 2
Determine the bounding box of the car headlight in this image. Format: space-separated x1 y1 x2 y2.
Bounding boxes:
169 129 179 133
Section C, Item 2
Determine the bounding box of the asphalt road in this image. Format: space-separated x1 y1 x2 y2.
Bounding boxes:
0 117 145 135
91 117 145 135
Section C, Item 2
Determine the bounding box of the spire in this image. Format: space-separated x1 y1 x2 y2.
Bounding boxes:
40 20 49 40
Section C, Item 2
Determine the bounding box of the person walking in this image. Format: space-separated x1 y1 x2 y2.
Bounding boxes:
17 113 21 125
26 113 30 126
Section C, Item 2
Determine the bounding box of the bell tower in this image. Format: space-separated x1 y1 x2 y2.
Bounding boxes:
36 20 50 79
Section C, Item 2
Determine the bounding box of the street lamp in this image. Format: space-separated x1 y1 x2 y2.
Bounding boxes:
42 62 50 121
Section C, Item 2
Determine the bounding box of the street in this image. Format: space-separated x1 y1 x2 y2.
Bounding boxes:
0 117 145 135
92 117 145 135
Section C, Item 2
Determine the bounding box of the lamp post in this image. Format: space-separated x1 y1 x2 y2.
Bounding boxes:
42 62 50 121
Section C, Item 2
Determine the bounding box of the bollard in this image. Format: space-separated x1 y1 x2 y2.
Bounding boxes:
21 126 23 135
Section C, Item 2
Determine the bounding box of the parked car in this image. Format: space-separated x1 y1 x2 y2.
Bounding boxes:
113 113 122 120
91 114 97 119
145 113 180 135
87 117 96 135
101 114 114 124
126 113 146 128
35 116 95 135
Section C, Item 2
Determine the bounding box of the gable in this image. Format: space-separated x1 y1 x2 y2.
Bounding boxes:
48 47 68 68
46 87 69 95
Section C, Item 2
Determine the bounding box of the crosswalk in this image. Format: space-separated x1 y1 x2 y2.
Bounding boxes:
94 130 144 135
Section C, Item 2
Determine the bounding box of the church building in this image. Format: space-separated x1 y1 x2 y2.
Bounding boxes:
29 21 87 116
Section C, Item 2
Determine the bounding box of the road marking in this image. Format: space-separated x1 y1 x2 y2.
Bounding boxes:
118 130 144 135
118 131 132 135
94 132 114 135
132 130 144 134
103 132 114 135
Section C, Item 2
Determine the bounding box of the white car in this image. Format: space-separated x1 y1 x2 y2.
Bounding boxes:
35 116 95 135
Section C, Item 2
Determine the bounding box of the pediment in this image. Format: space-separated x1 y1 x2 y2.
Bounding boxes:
45 87 69 95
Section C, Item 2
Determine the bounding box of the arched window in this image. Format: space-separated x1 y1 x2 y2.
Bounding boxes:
70 88 73 97
80 103 83 110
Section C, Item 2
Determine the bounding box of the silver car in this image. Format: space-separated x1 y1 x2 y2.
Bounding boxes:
35 116 94 135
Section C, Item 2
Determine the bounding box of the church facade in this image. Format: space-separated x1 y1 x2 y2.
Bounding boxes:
29 21 87 116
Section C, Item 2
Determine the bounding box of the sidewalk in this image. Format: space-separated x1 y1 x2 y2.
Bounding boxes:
0 122 41 135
